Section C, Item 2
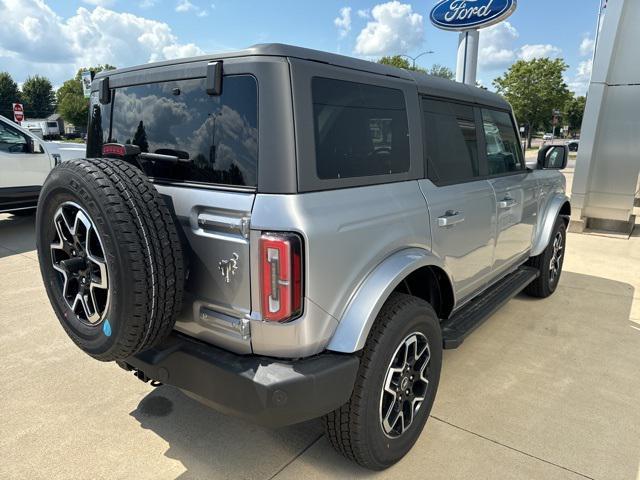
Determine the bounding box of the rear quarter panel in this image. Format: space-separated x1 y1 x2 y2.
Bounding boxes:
249 181 431 355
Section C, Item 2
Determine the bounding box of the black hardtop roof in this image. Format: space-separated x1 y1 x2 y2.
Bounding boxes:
94 43 509 110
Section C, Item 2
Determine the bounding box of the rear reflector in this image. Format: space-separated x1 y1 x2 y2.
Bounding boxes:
102 143 141 159
102 144 126 157
260 232 303 322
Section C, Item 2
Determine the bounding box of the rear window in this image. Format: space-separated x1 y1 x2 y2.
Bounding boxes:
312 77 409 180
88 75 258 187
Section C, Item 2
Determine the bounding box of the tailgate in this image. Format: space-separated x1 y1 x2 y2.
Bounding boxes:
156 184 255 353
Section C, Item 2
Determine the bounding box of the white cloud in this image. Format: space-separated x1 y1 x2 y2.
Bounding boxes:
518 44 561 61
175 0 208 16
0 0 204 85
139 0 157 7
479 23 561 73
354 1 424 56
82 0 115 5
579 37 595 56
567 58 592 95
357 9 370 18
334 7 351 38
479 21 518 70
176 0 195 12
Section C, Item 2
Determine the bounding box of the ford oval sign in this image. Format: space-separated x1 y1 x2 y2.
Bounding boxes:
430 0 517 31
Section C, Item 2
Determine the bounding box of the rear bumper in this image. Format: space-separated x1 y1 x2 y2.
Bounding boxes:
119 332 360 427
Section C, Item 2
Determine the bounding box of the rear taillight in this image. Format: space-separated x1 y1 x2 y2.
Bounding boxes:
260 232 303 322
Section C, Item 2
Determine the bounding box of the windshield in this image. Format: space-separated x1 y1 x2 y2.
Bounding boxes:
87 75 258 188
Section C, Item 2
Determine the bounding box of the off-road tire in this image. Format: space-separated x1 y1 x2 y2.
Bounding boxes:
36 158 184 361
524 216 567 298
323 293 442 470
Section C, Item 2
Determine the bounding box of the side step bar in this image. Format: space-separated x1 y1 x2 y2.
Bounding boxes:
441 266 539 349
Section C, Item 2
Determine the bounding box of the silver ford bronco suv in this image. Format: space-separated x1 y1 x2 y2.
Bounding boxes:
35 44 570 470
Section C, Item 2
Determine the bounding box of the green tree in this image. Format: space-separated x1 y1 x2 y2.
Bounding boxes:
427 64 454 80
378 55 426 72
57 65 115 129
493 58 572 148
0 72 21 120
21 75 56 118
56 79 87 127
565 95 586 134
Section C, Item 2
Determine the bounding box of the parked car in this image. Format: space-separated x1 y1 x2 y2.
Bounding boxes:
44 140 87 163
0 115 61 215
34 44 571 470
543 133 554 140
566 140 579 152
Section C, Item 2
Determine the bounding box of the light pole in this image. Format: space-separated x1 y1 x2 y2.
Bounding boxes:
399 51 435 69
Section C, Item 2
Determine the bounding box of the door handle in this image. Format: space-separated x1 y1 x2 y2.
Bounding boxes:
438 210 465 227
498 198 519 209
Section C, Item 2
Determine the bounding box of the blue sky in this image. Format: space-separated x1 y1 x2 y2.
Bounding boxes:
0 0 600 94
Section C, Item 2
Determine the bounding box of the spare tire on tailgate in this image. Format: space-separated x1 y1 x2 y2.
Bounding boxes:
36 158 184 361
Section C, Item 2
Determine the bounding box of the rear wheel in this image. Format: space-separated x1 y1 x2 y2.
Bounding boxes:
323 293 442 470
524 217 566 298
36 158 184 361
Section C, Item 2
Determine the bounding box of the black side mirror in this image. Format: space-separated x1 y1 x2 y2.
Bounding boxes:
537 145 568 170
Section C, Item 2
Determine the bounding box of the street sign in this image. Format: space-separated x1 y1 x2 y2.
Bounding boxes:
81 71 92 99
430 0 517 31
12 103 24 123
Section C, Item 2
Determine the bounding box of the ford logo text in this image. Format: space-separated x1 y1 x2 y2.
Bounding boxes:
430 0 517 31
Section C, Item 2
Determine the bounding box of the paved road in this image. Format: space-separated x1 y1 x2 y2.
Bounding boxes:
1 213 639 480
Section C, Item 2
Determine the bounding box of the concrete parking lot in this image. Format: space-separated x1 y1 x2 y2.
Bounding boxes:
1 207 639 480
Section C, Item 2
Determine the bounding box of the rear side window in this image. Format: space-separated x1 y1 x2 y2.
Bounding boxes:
88 75 258 187
312 77 409 180
481 108 524 175
423 98 480 185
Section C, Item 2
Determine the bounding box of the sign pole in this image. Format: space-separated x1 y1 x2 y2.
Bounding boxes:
431 0 517 86
456 30 479 85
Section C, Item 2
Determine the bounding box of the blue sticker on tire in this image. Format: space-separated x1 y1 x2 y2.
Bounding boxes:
103 319 112 337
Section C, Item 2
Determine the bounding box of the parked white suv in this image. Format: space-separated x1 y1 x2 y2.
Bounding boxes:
0 115 62 214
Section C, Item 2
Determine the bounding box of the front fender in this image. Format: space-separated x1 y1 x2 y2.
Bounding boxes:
327 248 448 353
531 194 570 257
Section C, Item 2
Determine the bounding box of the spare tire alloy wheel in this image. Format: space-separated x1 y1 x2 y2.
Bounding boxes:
380 332 430 438
50 202 109 327
37 158 184 362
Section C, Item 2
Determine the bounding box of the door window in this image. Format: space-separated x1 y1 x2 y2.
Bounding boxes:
0 122 28 153
312 77 410 180
422 99 480 185
481 109 524 175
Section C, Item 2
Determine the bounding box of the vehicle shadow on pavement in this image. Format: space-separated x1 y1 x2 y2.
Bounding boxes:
130 386 324 480
130 270 638 480
0 213 37 258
